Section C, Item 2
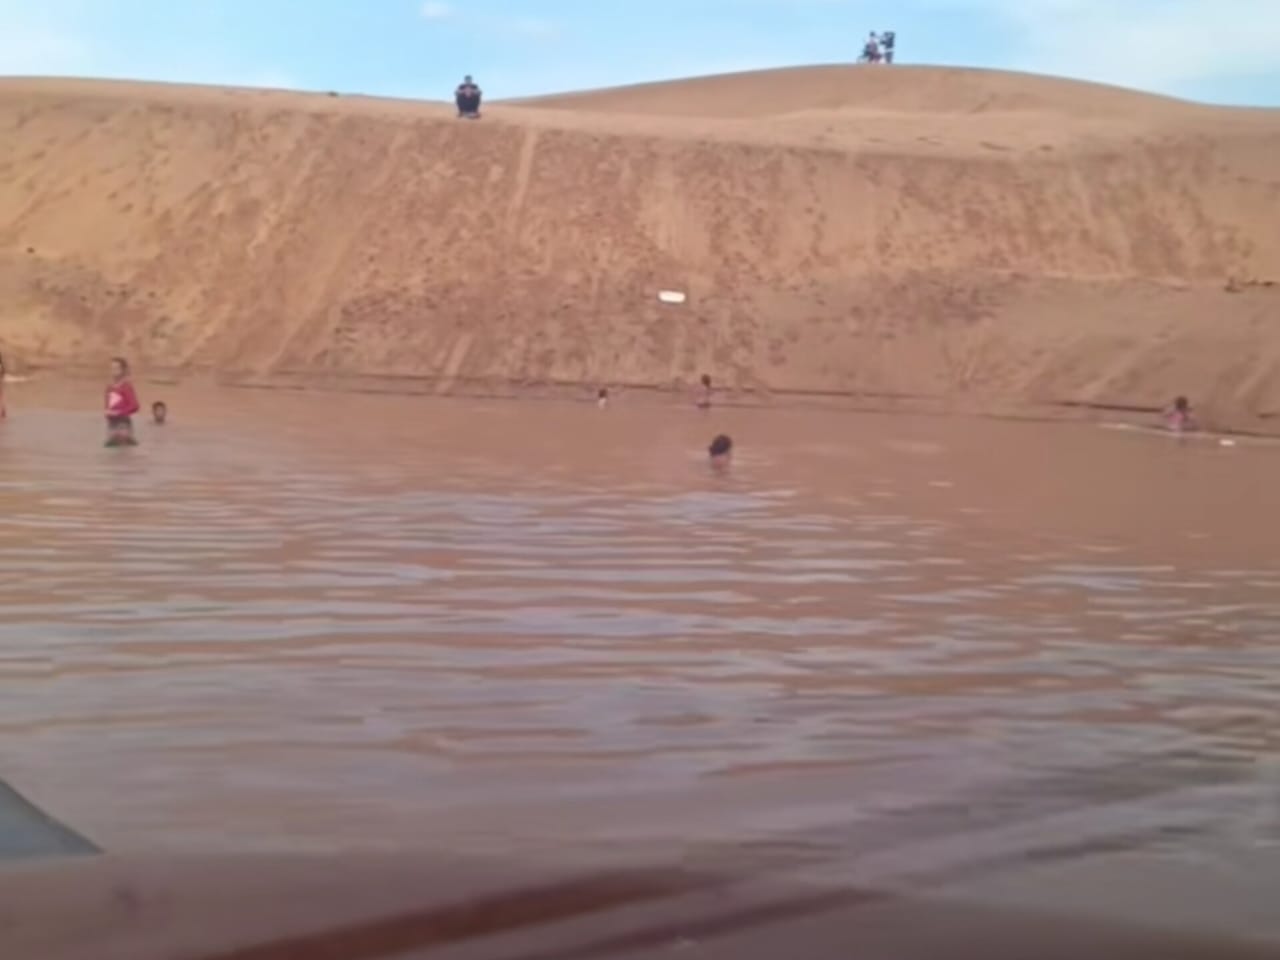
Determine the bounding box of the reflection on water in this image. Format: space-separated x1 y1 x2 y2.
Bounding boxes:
1 387 1278 885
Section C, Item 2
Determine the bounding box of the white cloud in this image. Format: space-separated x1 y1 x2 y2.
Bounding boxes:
0 8 89 76
420 2 558 41
499 16 559 40
420 1 454 20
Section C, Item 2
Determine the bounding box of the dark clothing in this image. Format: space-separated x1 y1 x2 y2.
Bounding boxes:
105 415 136 446
455 83 482 116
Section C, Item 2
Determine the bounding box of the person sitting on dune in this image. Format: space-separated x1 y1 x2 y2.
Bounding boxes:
455 76 482 118
861 32 882 63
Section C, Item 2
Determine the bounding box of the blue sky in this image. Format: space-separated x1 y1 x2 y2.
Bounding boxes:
3 0 1279 106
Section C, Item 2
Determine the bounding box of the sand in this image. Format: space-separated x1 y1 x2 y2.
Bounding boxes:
1 64 1279 429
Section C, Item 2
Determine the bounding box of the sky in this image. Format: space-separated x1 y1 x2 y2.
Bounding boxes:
3 0 1280 106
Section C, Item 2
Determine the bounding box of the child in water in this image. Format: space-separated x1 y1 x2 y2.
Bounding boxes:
1165 395 1196 432
597 387 609 409
709 433 733 469
152 401 168 425
104 356 140 446
695 374 713 409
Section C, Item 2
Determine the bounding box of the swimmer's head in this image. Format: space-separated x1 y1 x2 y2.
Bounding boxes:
701 374 712 388
110 356 130 381
152 401 168 424
598 387 608 399
1174 395 1190 412
708 434 733 462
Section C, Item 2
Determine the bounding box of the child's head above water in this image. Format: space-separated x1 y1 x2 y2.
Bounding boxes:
1174 395 1190 413
110 356 130 381
700 374 712 388
152 401 168 425
708 434 733 459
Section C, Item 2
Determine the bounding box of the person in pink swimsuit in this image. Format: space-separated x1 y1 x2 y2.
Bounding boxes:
104 356 141 446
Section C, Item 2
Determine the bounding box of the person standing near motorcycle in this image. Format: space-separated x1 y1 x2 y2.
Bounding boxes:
862 32 881 63
881 30 896 63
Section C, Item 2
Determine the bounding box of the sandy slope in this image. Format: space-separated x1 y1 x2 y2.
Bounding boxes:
1 67 1278 428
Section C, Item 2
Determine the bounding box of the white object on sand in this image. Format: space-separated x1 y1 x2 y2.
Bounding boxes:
657 290 686 304
1220 438 1237 447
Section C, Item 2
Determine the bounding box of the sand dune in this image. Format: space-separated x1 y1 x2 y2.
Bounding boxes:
517 64 1203 118
1 67 1278 428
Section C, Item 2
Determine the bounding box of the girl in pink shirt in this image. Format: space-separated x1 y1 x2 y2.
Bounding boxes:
105 356 140 447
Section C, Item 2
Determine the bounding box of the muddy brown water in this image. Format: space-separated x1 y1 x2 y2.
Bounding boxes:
1 380 1278 896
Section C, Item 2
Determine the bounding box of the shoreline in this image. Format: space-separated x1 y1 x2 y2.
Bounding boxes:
3 68 1278 451
7 366 1279 441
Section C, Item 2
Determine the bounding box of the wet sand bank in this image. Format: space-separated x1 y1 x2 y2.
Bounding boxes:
12 365 1280 439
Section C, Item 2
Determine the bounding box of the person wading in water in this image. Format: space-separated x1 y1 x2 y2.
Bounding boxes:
1164 395 1198 433
708 434 733 471
104 356 141 446
695 374 714 409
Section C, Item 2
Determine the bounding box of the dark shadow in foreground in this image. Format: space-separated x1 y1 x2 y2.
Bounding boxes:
0 778 99 862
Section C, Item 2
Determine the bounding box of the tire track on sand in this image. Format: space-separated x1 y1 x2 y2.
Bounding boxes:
260 124 410 374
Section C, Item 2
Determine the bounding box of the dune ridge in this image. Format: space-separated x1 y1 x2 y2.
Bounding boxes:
1 67 1278 427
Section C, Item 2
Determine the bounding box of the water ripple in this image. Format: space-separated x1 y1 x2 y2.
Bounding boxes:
1 403 1278 865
